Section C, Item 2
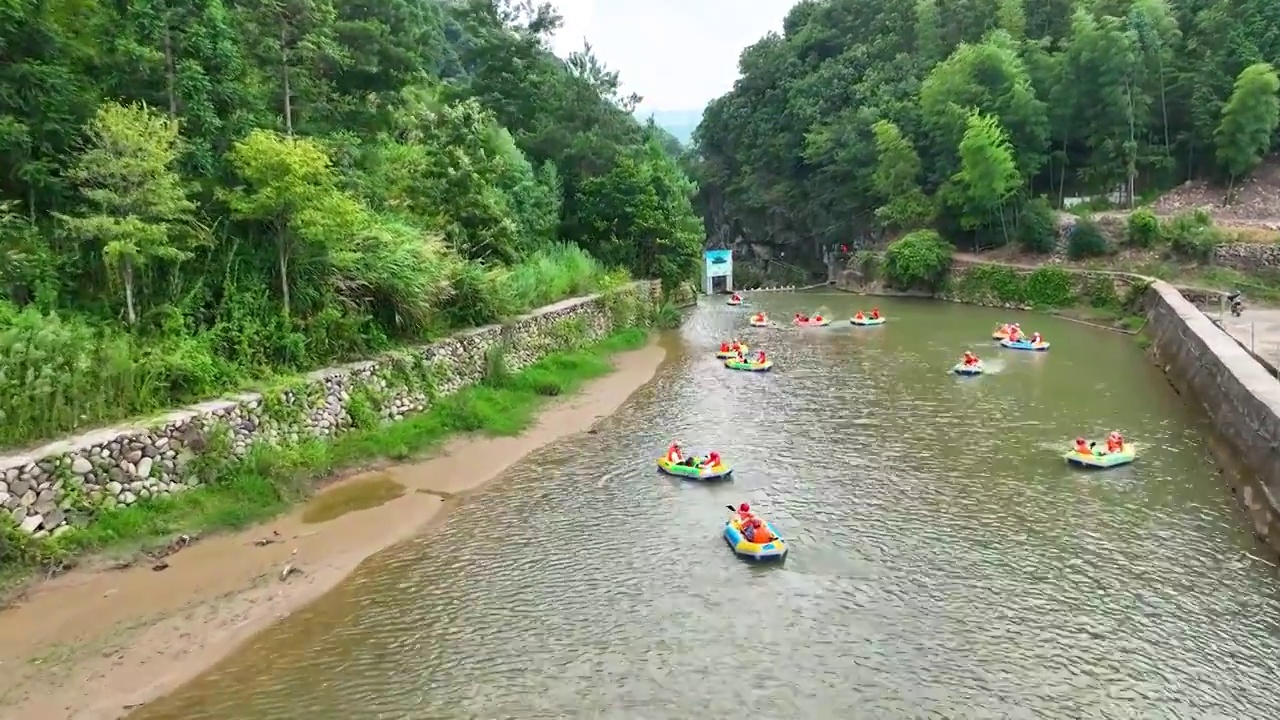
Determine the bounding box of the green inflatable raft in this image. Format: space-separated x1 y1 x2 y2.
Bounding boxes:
725 358 773 371
1064 444 1135 468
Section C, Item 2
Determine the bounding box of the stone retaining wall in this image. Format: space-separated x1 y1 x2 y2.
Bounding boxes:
0 281 659 538
1144 282 1280 550
834 260 1151 311
1212 243 1280 273
834 257 1228 310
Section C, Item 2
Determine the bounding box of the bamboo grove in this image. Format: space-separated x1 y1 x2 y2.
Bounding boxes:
692 0 1280 258
0 0 705 448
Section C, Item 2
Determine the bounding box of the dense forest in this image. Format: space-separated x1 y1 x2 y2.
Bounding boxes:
0 0 704 449
692 0 1280 260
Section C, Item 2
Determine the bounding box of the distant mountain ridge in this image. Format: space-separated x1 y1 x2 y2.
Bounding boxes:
638 108 703 146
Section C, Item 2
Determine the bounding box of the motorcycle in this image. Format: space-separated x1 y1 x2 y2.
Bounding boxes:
1227 291 1244 317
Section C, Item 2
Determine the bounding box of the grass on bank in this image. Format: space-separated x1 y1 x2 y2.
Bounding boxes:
0 243 627 452
0 327 651 590
1123 262 1280 304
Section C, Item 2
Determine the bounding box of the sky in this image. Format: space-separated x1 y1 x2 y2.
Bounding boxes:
548 0 800 112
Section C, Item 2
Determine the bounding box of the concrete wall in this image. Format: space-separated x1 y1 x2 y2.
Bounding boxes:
0 282 659 539
1145 281 1280 550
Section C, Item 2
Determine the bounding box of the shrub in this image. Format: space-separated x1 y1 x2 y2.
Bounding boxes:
954 265 1025 304
1165 210 1221 261
1066 219 1108 259
1023 268 1075 307
438 244 622 330
882 230 953 290
1086 276 1121 308
651 302 682 329
1017 197 1058 254
0 307 222 448
1126 208 1161 248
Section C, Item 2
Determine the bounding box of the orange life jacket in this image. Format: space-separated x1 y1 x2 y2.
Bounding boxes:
1075 441 1091 454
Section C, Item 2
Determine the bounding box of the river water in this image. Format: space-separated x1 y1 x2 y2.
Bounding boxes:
133 294 1280 719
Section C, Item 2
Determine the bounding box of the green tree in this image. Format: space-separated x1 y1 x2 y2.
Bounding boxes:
948 111 1020 240
882 229 952 290
59 102 195 325
1214 62 1280 189
570 142 702 289
869 120 932 230
919 32 1049 185
1127 0 1181 161
221 129 356 316
239 0 342 135
1060 10 1144 206
997 0 1027 39
914 0 943 64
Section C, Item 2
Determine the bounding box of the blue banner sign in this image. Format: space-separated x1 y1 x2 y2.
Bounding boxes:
704 249 732 278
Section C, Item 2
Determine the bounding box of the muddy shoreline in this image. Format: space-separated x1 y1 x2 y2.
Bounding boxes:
0 342 666 720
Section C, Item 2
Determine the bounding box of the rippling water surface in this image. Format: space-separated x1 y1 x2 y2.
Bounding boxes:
134 295 1280 719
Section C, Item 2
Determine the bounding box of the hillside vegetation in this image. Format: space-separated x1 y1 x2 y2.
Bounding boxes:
0 0 704 450
691 0 1280 260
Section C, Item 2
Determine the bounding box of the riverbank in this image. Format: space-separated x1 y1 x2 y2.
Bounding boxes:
0 283 660 576
0 335 667 720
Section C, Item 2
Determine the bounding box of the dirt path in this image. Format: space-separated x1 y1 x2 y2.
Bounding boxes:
0 341 668 720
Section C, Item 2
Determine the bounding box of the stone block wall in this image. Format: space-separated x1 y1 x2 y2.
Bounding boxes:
1145 282 1280 551
1212 243 1280 273
833 257 1148 310
941 260 1142 310
835 255 1229 310
0 281 659 538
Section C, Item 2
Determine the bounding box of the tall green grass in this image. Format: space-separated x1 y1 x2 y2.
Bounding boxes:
0 328 650 583
0 245 630 450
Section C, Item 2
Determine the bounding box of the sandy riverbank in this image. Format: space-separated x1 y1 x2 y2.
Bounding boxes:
0 341 667 720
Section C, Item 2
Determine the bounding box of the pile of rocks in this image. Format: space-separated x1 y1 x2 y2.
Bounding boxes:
0 283 657 537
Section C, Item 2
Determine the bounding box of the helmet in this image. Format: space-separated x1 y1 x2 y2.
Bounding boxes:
738 502 750 512
1076 437 1085 444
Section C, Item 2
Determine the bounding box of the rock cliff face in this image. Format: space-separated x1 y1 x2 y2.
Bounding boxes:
0 282 660 538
